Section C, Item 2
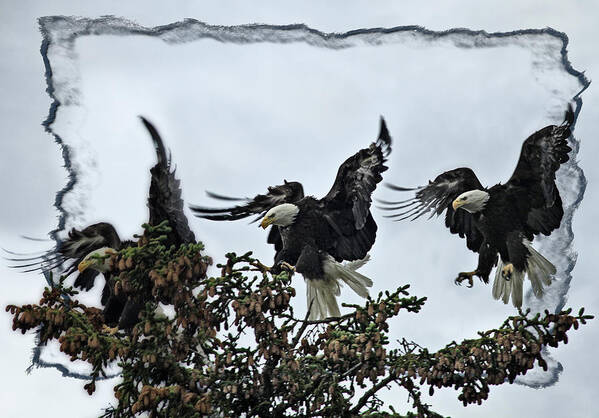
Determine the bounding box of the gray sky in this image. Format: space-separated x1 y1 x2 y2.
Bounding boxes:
1 2 598 417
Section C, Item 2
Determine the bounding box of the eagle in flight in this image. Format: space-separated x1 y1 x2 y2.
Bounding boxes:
191 118 392 319
381 106 573 308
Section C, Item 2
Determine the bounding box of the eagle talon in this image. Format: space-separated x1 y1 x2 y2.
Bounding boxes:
102 324 119 335
501 264 514 281
280 262 296 273
455 271 477 288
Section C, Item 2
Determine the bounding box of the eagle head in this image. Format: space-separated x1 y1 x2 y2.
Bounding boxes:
260 203 300 229
452 190 490 213
78 247 117 273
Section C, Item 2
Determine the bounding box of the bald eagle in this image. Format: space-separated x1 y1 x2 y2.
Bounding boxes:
381 107 573 307
10 117 195 330
191 118 392 319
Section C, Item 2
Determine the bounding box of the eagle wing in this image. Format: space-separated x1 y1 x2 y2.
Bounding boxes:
504 106 573 236
190 181 305 252
382 167 485 252
141 117 196 246
190 181 305 221
320 118 392 260
7 222 122 291
59 223 122 282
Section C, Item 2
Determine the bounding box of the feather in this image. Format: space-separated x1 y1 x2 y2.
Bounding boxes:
304 255 373 320
205 191 247 201
142 117 196 246
384 167 485 252
492 259 525 308
492 241 555 307
191 181 304 221
523 240 555 298
305 279 341 320
510 270 525 308
492 259 506 302
506 106 573 232
323 117 392 231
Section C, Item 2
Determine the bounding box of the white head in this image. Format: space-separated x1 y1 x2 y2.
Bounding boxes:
78 247 117 273
452 190 490 213
260 203 300 229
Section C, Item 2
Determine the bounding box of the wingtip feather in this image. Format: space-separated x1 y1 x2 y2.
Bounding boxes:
385 183 419 192
377 116 392 155
140 116 168 166
205 190 246 201
564 103 575 126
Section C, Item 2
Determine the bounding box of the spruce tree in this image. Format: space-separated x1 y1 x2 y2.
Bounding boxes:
7 223 592 417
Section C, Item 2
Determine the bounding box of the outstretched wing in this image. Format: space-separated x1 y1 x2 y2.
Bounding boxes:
320 117 392 260
7 222 122 290
190 181 305 253
504 106 573 236
141 117 196 246
323 117 391 229
382 167 485 252
190 181 305 222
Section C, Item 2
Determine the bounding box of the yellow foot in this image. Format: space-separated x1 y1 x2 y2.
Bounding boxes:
455 271 477 288
501 264 514 280
280 262 296 273
102 324 119 335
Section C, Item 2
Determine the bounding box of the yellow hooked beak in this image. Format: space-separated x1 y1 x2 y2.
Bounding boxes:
452 199 464 211
260 216 274 229
78 259 92 273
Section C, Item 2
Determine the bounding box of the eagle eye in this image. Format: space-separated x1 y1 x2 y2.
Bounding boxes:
462 196 468 201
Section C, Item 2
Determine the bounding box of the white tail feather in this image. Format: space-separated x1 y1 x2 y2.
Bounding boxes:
492 241 555 308
306 279 341 320
511 271 525 308
492 259 524 307
524 240 555 298
306 255 373 320
492 262 506 302
344 254 371 271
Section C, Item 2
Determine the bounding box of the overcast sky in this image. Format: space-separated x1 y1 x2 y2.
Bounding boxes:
1 2 598 417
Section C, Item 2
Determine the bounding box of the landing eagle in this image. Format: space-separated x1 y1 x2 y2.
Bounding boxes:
191 118 392 319
381 106 573 307
10 117 196 330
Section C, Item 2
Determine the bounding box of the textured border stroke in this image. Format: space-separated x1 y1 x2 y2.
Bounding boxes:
34 15 589 383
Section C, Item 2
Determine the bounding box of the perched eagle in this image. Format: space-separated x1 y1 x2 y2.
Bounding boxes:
191 118 392 320
10 117 195 330
381 106 574 307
